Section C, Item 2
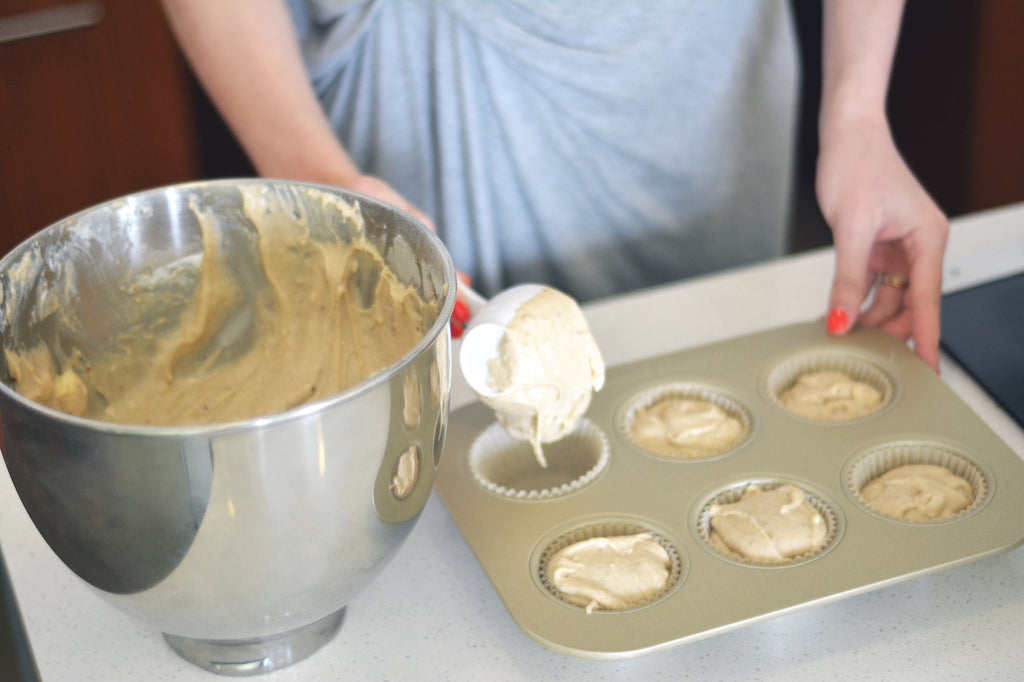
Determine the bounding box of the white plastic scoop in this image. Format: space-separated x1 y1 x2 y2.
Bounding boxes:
457 283 606 472
457 283 545 404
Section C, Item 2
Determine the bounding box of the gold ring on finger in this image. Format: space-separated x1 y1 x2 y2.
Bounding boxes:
879 273 909 290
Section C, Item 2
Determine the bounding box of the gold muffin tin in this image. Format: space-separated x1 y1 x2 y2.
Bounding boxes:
435 321 1024 659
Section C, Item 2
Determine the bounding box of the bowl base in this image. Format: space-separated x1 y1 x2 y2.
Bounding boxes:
163 607 345 676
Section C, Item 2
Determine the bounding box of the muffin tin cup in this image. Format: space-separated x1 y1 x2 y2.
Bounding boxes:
618 383 753 460
763 349 896 422
437 321 1024 659
468 419 609 500
534 519 685 613
844 441 991 523
694 479 842 567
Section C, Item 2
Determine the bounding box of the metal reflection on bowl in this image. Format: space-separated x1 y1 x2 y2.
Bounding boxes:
0 179 456 675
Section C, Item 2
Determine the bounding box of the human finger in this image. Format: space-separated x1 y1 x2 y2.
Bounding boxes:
826 222 875 336
878 308 913 341
904 235 947 372
450 273 474 339
859 274 907 328
346 175 436 232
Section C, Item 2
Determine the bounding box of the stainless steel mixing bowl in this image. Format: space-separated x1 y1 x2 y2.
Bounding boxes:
0 180 456 675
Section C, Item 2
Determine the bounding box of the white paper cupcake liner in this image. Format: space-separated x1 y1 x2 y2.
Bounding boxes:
845 441 989 523
536 520 683 612
764 350 896 422
619 383 752 460
696 480 840 567
467 418 609 500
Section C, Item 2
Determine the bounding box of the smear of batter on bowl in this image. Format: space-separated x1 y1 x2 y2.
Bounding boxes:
5 187 437 425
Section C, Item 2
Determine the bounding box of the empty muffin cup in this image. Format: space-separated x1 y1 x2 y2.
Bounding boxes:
468 419 609 500
845 441 989 523
696 480 840 567
620 383 752 460
536 520 684 613
764 350 896 422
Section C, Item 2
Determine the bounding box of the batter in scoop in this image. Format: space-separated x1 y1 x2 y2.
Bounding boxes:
482 286 604 467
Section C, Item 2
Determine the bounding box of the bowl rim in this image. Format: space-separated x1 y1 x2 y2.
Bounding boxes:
0 178 458 436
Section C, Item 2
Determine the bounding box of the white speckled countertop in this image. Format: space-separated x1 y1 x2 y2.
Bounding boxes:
2 204 1023 681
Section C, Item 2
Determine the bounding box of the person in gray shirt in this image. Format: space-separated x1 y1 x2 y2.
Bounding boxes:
161 0 948 371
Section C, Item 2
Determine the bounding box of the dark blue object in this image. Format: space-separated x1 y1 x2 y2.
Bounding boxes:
0 546 40 682
940 272 1024 430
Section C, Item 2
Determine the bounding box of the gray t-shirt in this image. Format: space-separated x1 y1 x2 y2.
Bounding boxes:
289 0 799 301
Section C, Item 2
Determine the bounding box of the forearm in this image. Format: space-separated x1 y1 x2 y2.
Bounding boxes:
819 0 906 140
160 0 358 184
815 0 947 372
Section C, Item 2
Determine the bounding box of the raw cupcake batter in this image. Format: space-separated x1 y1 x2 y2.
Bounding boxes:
390 446 420 501
630 398 744 458
547 532 671 614
860 464 973 522
5 187 436 425
708 484 827 563
778 370 883 420
483 286 605 467
4 346 88 417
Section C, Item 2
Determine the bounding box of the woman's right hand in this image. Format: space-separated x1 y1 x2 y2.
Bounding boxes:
342 175 435 233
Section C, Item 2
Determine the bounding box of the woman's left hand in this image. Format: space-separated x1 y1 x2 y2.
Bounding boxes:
816 116 949 373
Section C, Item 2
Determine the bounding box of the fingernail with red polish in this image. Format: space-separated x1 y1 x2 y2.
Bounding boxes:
452 299 470 325
826 307 849 335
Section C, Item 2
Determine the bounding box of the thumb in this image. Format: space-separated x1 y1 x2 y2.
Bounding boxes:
826 227 874 335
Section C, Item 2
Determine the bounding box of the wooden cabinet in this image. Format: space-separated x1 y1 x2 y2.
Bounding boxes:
962 1 1024 211
792 0 1024 251
0 0 200 258
889 0 1024 216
